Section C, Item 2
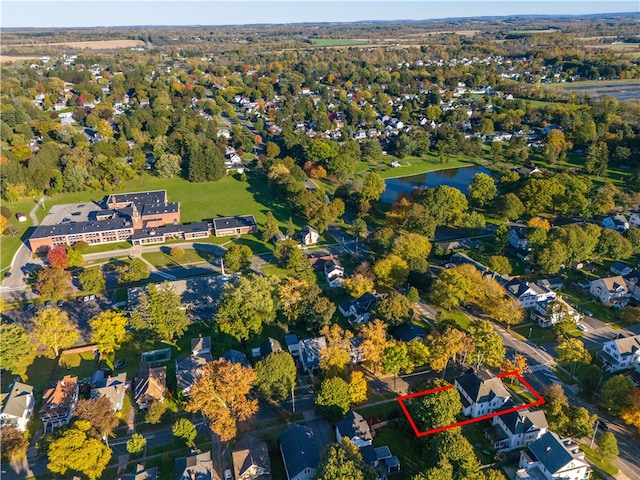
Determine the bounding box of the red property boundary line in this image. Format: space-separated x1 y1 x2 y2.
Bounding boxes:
397 371 545 437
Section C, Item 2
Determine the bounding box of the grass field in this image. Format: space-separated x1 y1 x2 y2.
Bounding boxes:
377 155 474 179
59 350 99 381
312 38 369 46
142 248 217 269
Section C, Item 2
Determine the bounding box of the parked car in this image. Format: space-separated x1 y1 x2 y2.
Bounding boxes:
577 323 588 332
44 300 52 307
83 295 90 302
57 300 64 307
224 470 233 480
26 303 34 310
88 294 96 301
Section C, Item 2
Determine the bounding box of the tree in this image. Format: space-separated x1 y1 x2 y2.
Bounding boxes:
36 266 72 301
495 193 525 221
420 185 468 226
47 246 69 269
486 255 511 275
145 401 167 424
537 240 568 275
343 273 374 298
427 327 465 373
600 375 634 416
316 376 351 419
410 378 461 431
116 258 150 283
155 152 182 178
467 173 497 207
596 229 633 259
314 439 377 480
79 267 106 293
265 141 280 158
360 172 386 202
545 129 572 164
408 340 431 368
74 397 119 442
223 243 252 272
627 228 640 255
304 296 336 330
372 292 413 326
131 282 189 343
89 310 130 359
568 406 596 438
0 324 36 377
621 387 640 432
542 383 570 434
262 211 280 242
170 246 185 257
32 308 79 356
173 418 197 447
255 351 297 401
392 232 432 273
352 217 367 239
319 324 353 377
585 142 609 177
467 320 506 369
216 274 278 342
374 254 409 288
187 359 258 441
126 433 146 455
597 432 619 461
383 342 413 389
500 354 528 376
556 338 591 381
430 264 481 310
0 426 29 462
360 319 391 374
47 420 112 480
348 371 368 404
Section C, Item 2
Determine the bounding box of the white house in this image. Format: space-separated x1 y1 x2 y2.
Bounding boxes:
610 261 632 277
629 213 640 228
599 335 640 372
517 431 590 480
589 276 630 308
232 434 271 480
298 337 327 374
625 270 640 303
531 297 580 328
338 292 379 324
491 408 548 452
299 225 319 246
335 411 373 448
454 370 511 418
505 279 556 309
90 372 127 411
509 227 531 252
602 214 629 232
0 382 35 432
324 258 344 287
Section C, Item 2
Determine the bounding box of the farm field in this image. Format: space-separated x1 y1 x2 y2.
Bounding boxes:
312 38 369 46
4 39 145 49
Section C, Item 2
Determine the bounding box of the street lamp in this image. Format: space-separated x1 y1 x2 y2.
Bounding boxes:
528 327 532 339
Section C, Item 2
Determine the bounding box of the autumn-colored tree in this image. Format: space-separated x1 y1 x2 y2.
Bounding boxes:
0 426 29 462
32 307 79 356
621 387 640 432
169 246 185 257
73 397 119 442
427 327 465 374
343 273 374 298
545 129 572 164
359 319 390 373
556 338 591 381
373 254 409 288
126 433 146 455
36 266 72 301
500 354 528 376
348 371 368 404
314 439 377 480
186 360 258 441
316 376 351 419
319 324 354 377
89 310 130 359
0 215 8 234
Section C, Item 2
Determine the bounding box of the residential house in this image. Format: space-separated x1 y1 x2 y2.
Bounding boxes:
299 225 320 246
284 334 299 357
509 227 532 252
40 375 79 432
324 258 345 287
530 297 580 328
338 292 380 324
603 214 629 232
505 279 557 309
517 431 590 480
610 262 632 277
134 364 166 410
223 349 250 366
191 336 211 356
90 372 127 411
629 213 640 228
450 252 489 273
537 277 564 291
260 337 282 358
279 424 321 480
335 411 373 448
298 337 327 374
0 382 35 432
121 464 158 480
589 276 630 308
490 408 548 451
626 270 640 303
394 323 427 343
454 370 511 418
175 451 214 480
232 434 273 480
176 354 210 397
598 335 640 372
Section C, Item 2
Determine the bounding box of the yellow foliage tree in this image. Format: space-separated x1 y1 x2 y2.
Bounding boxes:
348 371 368 404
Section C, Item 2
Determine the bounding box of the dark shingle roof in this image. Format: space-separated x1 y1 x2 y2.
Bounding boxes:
175 451 213 480
176 354 211 393
455 369 510 404
213 215 257 231
336 411 372 443
260 337 282 357
106 190 167 207
131 221 209 240
527 431 578 474
499 409 548 435
394 323 426 342
279 424 320 478
232 435 271 479
31 217 133 239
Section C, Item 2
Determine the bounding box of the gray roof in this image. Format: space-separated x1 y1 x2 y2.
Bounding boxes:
394 323 426 342
175 451 213 480
176 354 211 393
223 349 249 366
106 190 167 206
141 202 179 216
299 337 327 370
284 334 299 347
611 335 640 356
498 408 548 436
527 431 580 474
336 411 373 443
232 435 272 480
1 382 33 419
505 278 550 298
191 336 211 354
455 369 510 404
121 464 158 480
260 337 282 357
131 221 209 240
213 215 257 231
90 373 127 409
279 424 320 478
31 217 133 239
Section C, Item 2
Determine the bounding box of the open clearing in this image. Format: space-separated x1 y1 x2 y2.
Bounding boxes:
312 38 369 47
4 39 145 50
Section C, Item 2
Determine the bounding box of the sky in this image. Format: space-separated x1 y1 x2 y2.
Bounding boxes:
1 1 638 28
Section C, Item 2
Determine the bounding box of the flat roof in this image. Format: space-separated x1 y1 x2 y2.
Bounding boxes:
131 221 209 240
213 215 257 230
106 190 167 206
31 217 133 239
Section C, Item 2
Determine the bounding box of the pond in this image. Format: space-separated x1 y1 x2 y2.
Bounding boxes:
381 165 491 203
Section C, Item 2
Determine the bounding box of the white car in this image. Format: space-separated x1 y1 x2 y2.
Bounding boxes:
577 323 588 332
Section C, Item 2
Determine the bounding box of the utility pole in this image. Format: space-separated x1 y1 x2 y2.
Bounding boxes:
590 419 600 449
220 257 225 276
291 386 296 413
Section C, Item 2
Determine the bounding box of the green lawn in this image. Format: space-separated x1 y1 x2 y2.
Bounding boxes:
437 308 472 330
579 444 619 476
24 355 58 394
373 426 430 479
313 38 369 46
513 324 557 344
377 155 474 179
142 248 217 269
